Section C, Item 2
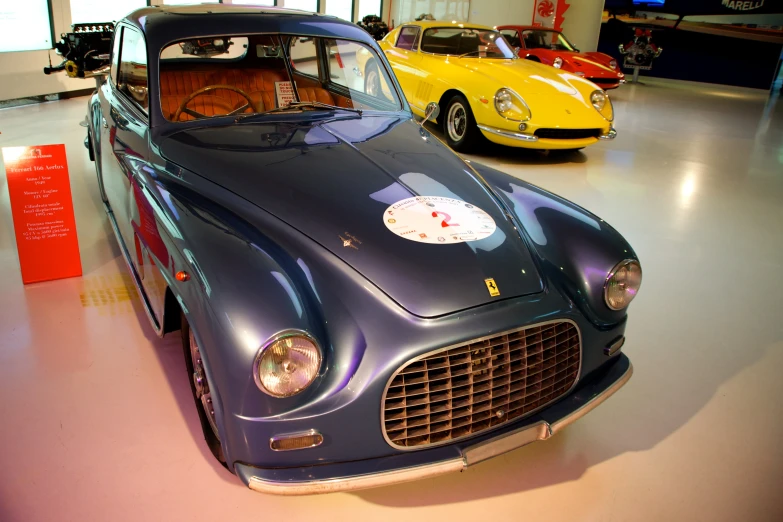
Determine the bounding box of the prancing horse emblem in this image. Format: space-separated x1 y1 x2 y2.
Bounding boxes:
484 278 500 297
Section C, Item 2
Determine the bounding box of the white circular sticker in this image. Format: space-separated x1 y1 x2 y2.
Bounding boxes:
383 196 497 244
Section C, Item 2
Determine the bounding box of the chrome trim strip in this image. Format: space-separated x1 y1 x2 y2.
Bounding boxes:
246 362 633 495
248 459 465 496
477 124 539 142
380 319 582 450
105 205 164 337
599 128 617 140
269 429 324 451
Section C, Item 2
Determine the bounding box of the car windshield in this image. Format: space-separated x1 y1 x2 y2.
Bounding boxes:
420 27 515 59
159 34 401 122
521 30 577 52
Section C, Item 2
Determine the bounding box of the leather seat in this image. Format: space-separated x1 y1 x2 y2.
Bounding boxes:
162 94 250 121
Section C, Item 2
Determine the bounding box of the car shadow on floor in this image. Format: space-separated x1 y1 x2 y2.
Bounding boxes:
424 122 589 165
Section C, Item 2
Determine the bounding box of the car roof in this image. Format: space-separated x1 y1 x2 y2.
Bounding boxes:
498 25 562 32
121 4 375 48
397 20 496 32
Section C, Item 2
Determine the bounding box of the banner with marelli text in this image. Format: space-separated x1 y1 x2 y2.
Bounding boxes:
2 144 82 284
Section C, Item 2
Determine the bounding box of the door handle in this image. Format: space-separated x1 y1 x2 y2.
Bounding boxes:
102 117 108 129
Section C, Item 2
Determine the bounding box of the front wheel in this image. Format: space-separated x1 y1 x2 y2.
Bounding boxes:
442 94 482 152
181 313 226 464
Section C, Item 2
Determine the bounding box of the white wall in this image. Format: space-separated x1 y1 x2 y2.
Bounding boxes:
560 0 605 53
468 0 534 28
0 0 86 102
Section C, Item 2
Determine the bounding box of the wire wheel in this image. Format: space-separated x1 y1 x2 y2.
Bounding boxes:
189 328 220 441
365 62 381 97
447 102 468 142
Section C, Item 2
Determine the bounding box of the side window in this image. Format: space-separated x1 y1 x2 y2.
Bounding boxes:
110 27 122 85
395 27 420 51
500 29 521 48
117 27 148 113
289 37 320 79
326 39 398 109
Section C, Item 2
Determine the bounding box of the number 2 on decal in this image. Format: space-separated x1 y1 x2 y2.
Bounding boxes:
432 211 459 228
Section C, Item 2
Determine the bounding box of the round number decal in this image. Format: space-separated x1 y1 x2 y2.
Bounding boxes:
383 196 497 244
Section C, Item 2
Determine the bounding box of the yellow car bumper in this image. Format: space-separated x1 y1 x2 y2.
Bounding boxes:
478 125 617 150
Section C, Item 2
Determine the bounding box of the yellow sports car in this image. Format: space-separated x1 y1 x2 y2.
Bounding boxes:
358 21 616 152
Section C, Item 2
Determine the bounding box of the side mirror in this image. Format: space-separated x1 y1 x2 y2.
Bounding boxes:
419 102 440 127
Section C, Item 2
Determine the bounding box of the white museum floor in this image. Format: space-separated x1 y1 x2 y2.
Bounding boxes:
1 78 782 521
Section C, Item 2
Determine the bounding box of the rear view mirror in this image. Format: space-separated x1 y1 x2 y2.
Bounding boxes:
419 102 440 127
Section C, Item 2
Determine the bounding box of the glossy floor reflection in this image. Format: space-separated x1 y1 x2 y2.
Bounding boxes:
1 79 782 521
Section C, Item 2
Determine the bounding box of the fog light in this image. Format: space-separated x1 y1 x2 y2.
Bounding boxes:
518 123 527 131
270 430 324 451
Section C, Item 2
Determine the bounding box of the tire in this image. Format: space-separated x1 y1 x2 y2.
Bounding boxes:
364 60 381 98
181 313 226 464
442 94 482 152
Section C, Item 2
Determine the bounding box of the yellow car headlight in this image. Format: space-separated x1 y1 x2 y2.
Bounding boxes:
494 88 531 122
590 89 614 122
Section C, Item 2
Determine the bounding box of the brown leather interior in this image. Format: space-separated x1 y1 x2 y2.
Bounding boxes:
160 67 350 120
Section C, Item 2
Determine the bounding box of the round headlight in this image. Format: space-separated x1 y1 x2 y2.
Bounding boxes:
494 88 531 122
609 59 618 69
254 331 321 398
590 90 607 111
604 260 642 311
553 57 563 69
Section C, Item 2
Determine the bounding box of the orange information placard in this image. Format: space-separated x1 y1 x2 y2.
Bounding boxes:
2 144 82 284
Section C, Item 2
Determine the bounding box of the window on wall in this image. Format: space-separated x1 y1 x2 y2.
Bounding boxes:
70 0 147 24
357 0 382 20
231 0 275 5
285 0 318 12
325 0 352 21
0 0 53 52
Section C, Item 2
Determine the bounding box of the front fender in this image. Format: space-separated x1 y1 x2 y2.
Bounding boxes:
474 162 638 327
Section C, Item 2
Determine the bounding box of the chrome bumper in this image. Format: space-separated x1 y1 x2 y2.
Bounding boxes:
244 361 633 496
598 128 617 140
477 124 539 142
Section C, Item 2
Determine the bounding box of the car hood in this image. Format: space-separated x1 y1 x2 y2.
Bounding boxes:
454 58 578 96
158 115 544 318
564 53 615 73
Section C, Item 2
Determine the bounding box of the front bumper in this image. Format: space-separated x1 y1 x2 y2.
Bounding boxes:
478 124 617 149
235 353 632 495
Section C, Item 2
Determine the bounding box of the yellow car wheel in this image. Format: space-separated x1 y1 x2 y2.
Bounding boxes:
443 94 482 152
364 60 381 98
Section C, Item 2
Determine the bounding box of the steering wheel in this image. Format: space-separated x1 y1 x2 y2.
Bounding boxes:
173 84 259 121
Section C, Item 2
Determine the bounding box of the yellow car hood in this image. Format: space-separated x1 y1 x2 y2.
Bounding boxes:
454 58 580 96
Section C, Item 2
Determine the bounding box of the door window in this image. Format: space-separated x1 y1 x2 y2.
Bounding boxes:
500 29 521 48
395 27 420 51
117 27 148 113
326 38 395 103
290 36 320 79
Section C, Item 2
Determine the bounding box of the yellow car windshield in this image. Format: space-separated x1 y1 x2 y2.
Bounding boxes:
420 28 516 59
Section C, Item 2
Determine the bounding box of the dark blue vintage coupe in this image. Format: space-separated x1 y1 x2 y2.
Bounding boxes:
86 4 640 494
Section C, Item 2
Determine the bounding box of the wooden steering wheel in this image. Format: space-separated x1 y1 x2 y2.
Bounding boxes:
173 84 259 121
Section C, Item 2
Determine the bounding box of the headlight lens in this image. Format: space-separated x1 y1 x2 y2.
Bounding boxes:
590 89 614 121
609 59 618 69
494 88 531 122
591 90 606 111
553 57 563 68
604 260 642 311
254 331 321 398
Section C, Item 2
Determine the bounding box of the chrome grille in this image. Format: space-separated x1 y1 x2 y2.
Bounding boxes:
382 321 580 449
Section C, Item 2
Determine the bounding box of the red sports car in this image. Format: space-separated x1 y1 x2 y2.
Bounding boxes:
498 25 625 90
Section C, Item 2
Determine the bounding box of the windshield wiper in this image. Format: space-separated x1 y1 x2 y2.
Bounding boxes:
235 101 362 122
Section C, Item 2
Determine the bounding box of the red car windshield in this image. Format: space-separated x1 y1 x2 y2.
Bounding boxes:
521 30 577 52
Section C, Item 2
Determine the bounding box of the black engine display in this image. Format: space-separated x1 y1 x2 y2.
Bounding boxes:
357 15 389 41
43 23 114 79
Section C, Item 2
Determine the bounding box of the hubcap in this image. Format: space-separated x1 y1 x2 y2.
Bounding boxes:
366 69 380 97
447 102 467 142
189 329 220 440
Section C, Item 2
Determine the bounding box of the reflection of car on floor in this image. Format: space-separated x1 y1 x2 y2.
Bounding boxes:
498 26 625 90
362 21 617 152
86 5 640 495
